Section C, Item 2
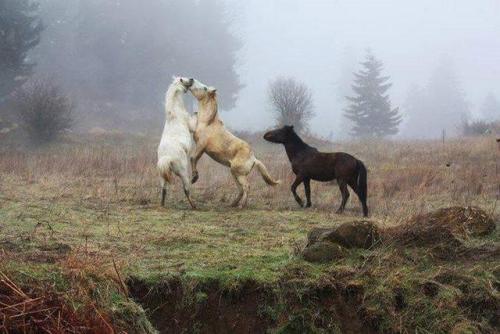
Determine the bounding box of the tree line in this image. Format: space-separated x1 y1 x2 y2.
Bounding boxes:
269 51 499 138
0 0 241 143
1 0 499 143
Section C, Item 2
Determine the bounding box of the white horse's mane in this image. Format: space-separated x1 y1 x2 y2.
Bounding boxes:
165 77 189 119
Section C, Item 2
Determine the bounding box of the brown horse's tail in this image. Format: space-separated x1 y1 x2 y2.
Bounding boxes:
356 160 369 216
254 158 280 186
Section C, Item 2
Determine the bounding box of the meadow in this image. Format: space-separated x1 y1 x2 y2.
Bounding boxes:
0 133 498 333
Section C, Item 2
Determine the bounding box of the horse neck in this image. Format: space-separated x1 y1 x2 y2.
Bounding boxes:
284 132 309 160
164 85 186 118
198 97 218 123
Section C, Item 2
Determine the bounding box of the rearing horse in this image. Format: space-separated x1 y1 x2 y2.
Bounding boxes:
188 79 280 208
264 125 369 216
157 76 197 209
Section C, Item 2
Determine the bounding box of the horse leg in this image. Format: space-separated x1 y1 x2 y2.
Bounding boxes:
190 142 206 184
230 172 244 207
291 175 304 207
180 173 196 209
304 178 312 208
236 175 249 208
174 159 196 209
336 180 350 214
160 178 167 207
348 178 368 217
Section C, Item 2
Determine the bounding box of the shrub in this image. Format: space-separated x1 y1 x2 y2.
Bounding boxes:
14 80 73 144
462 120 497 136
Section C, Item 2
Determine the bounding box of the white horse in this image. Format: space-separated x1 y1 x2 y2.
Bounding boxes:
157 76 197 208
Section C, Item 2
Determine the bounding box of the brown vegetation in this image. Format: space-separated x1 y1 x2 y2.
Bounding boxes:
0 134 498 333
0 133 497 218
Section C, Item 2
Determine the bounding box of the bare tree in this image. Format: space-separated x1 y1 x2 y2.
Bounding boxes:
14 79 73 144
268 77 314 133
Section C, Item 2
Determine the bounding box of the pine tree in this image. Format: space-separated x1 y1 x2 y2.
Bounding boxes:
344 51 402 137
402 57 469 138
0 0 43 102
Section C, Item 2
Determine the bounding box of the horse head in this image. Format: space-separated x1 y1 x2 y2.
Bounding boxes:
263 125 295 144
189 79 217 102
171 76 194 93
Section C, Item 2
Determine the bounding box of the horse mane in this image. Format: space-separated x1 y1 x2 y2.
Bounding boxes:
199 92 219 125
164 82 185 120
288 128 311 149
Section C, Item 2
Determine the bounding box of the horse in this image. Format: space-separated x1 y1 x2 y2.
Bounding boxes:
188 79 280 208
263 125 368 216
157 76 197 209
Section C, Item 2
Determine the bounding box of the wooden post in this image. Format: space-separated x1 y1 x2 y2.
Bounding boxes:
496 138 500 201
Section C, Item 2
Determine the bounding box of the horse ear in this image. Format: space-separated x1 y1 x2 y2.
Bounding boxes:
208 88 217 97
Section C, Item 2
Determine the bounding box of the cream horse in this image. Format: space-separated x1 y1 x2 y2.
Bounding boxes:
157 76 197 208
189 79 280 208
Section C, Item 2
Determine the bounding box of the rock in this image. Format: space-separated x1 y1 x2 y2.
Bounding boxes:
322 221 380 249
306 228 335 247
302 241 346 263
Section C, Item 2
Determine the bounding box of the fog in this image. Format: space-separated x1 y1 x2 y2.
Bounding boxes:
226 0 500 137
12 0 500 139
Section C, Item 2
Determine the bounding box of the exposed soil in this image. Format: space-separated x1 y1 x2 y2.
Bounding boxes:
0 274 113 333
127 277 380 334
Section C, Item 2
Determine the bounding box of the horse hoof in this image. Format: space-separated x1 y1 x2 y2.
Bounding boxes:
336 210 343 214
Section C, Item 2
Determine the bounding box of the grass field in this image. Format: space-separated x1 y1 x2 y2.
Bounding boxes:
0 133 499 333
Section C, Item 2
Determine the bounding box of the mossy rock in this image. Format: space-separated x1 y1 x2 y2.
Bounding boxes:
306 228 335 247
322 221 380 249
302 241 346 263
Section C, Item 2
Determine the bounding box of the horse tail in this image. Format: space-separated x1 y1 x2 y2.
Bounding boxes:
158 156 173 184
356 159 369 216
254 158 281 186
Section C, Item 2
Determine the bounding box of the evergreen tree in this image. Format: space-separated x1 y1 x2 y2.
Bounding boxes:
344 51 401 137
402 83 427 138
403 58 469 138
0 0 43 101
480 93 500 121
33 0 241 130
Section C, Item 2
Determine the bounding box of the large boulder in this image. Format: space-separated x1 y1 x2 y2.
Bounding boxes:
302 241 346 263
303 220 381 263
306 228 335 247
322 220 381 249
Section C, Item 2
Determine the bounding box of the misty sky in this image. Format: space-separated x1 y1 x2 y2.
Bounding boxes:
221 0 500 137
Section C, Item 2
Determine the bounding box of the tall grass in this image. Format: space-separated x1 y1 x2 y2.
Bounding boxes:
1 134 498 220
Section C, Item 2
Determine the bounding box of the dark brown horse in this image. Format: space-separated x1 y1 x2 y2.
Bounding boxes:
264 126 368 216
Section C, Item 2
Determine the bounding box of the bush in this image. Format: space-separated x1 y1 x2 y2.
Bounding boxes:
462 120 497 136
14 80 73 144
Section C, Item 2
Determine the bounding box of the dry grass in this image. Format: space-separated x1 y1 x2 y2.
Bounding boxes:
0 133 498 333
0 134 498 219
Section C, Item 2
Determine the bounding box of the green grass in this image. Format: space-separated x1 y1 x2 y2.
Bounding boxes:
1 134 499 332
0 191 347 284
